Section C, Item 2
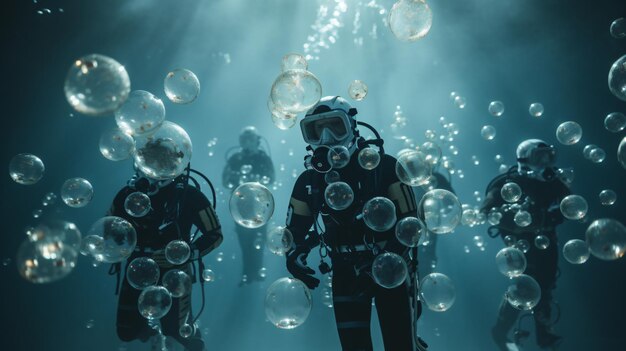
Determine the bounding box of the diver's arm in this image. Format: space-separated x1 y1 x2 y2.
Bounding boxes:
191 206 223 257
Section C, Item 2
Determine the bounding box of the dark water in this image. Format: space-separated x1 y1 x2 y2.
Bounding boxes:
1 0 625 350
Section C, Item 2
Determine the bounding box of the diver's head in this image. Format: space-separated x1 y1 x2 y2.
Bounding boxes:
516 139 557 180
130 161 178 195
300 96 358 149
239 126 261 152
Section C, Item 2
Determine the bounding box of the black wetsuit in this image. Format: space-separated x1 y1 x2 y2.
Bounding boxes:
482 167 570 349
109 180 223 351
287 152 419 351
222 149 275 282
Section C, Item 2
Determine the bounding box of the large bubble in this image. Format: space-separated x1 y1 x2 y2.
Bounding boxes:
608 55 626 101
604 112 626 132
556 121 582 145
395 149 432 186
599 189 617 206
560 195 588 220
16 238 78 284
488 101 505 117
9 153 45 185
514 210 532 227
419 189 462 234
124 192 151 217
611 18 626 38
495 247 527 278
133 121 192 180
164 68 200 104
281 53 308 72
481 125 496 140
229 182 275 228
619 137 626 169
395 217 425 247
327 145 351 169
126 257 160 289
138 286 172 320
585 218 626 261
266 226 294 256
162 269 192 298
165 240 191 265
114 90 166 136
501 182 522 203
270 69 322 114
505 274 541 310
348 80 368 101
362 197 397 232
358 147 381 170
99 128 135 161
562 239 590 264
420 273 456 312
372 252 408 289
87 216 137 263
64 54 131 116
265 277 312 329
388 0 433 42
529 103 544 117
61 177 94 208
324 181 354 211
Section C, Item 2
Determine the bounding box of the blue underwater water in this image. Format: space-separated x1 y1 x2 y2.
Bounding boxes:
1 0 626 350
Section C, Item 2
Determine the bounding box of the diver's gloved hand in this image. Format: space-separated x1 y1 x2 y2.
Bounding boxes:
286 246 320 290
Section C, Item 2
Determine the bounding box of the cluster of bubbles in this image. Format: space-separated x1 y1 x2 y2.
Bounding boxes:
229 182 275 228
61 177 94 208
269 53 322 130
17 221 81 283
556 121 582 145
449 92 466 109
420 273 456 312
583 144 606 164
303 1 348 61
266 226 294 256
264 277 312 329
419 189 462 234
9 153 45 185
83 216 137 263
388 0 433 42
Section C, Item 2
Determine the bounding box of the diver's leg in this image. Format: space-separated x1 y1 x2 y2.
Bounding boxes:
375 282 415 351
529 244 561 349
332 266 374 351
492 296 521 351
117 279 152 342
235 223 260 283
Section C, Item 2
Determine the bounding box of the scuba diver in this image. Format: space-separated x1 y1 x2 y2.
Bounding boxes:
222 126 275 284
285 96 427 351
108 141 223 351
481 139 570 351
417 170 454 279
